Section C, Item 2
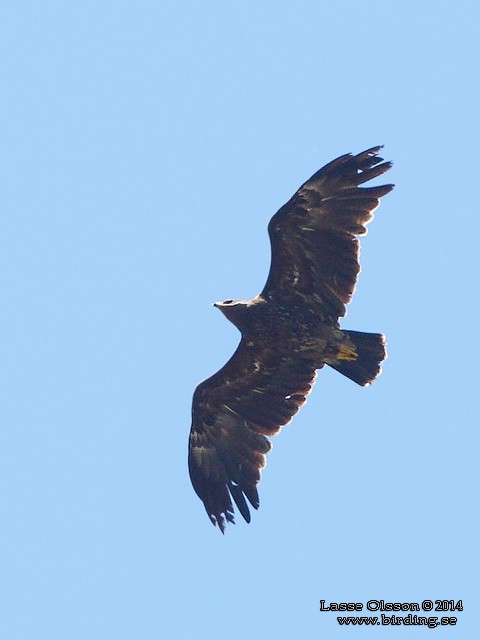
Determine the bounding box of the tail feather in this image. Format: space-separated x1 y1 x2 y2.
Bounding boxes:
328 330 386 386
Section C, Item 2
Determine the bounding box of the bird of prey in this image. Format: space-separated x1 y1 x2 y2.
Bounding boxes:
189 146 393 532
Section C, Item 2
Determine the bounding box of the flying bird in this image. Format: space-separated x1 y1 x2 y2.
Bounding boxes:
189 146 393 532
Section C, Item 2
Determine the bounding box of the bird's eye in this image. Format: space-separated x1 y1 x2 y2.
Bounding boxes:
223 299 234 305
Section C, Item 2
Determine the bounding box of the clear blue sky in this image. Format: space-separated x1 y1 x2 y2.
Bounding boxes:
2 1 478 638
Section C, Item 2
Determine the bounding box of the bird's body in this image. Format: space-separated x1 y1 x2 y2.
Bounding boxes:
214 295 372 373
189 147 393 532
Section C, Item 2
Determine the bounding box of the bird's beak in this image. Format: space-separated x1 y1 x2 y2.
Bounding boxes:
213 301 228 317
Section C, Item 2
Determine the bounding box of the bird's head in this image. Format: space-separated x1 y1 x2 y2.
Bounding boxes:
213 299 249 330
213 296 266 333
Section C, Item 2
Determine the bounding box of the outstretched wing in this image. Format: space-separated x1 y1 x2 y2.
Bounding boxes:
189 339 319 532
262 146 393 322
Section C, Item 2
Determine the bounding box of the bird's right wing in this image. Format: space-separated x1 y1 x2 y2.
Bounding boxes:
189 338 319 532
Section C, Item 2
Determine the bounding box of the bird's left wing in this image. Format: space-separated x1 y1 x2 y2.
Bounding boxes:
189 339 319 532
262 146 393 323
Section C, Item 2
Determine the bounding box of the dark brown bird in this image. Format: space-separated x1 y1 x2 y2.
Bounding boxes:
189 146 393 532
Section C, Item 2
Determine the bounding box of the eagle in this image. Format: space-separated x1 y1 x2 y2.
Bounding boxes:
188 146 393 532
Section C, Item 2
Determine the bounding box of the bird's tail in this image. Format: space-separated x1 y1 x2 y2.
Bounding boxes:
327 330 386 386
